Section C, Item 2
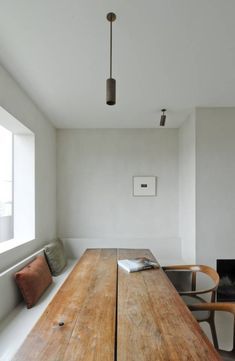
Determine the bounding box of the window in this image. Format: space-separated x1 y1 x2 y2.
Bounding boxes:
0 125 13 241
0 106 35 248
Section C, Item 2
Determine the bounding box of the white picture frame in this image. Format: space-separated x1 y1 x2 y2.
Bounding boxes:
133 176 156 197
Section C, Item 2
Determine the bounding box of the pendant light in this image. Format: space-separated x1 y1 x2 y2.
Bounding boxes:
160 109 166 126
106 12 116 105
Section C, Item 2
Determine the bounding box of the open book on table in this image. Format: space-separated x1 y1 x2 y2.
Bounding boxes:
118 257 160 273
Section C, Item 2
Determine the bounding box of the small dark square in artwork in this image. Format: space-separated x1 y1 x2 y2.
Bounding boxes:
141 184 148 188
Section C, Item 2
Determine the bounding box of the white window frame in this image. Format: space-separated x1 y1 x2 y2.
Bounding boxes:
0 106 35 254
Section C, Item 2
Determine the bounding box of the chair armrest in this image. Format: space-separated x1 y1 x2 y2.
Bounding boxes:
163 264 219 295
189 302 235 316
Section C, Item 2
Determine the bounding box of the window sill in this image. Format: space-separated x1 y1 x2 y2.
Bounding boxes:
0 238 35 255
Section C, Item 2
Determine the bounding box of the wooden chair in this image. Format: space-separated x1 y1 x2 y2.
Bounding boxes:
163 265 220 348
190 303 235 361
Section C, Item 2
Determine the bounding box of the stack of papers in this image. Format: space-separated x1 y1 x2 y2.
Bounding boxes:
118 258 159 273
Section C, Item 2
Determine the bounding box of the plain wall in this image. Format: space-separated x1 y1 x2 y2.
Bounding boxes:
57 129 181 263
196 108 235 267
179 112 196 263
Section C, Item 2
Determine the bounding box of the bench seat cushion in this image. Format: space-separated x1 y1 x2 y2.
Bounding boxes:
15 255 52 309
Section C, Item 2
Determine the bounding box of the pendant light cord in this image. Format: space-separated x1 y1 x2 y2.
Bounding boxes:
110 17 112 78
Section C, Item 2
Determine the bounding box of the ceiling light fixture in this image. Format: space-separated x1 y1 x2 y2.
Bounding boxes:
106 12 116 105
160 109 166 126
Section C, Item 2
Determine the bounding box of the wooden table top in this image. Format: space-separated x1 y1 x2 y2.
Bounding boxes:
13 249 221 361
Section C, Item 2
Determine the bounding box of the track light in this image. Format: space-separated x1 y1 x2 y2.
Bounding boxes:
160 109 166 126
106 12 116 105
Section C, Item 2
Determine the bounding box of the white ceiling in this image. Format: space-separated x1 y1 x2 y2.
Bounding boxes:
0 0 235 128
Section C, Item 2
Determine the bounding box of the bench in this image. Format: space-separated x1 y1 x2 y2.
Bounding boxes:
0 248 77 361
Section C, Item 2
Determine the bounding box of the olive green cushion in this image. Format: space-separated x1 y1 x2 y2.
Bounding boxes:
44 239 67 276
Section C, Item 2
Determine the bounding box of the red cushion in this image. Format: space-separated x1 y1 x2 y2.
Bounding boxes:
15 255 52 308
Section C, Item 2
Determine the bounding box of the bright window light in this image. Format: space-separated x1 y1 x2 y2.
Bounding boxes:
0 125 13 218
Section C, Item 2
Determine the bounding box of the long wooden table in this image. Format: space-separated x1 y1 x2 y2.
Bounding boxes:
13 249 221 360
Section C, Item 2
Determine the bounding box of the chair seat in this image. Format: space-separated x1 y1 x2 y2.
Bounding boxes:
181 295 211 321
219 349 235 361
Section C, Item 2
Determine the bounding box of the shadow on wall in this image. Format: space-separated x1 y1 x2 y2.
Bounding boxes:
62 237 185 266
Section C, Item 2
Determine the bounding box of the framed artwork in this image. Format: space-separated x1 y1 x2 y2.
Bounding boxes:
133 176 156 197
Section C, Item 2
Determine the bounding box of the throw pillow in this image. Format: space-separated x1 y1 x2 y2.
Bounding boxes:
44 239 67 276
15 255 52 309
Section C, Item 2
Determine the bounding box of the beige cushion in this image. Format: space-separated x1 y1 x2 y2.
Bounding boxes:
44 239 67 276
15 255 52 308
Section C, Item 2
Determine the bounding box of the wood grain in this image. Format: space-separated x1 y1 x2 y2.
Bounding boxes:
117 249 221 361
13 249 117 361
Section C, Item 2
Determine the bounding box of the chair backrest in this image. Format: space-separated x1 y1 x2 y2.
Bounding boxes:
163 265 220 300
190 302 235 355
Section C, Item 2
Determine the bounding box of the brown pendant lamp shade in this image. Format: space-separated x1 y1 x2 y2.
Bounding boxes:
106 12 116 105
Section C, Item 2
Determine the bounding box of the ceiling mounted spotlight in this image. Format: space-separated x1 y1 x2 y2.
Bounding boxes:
160 109 166 126
106 12 116 106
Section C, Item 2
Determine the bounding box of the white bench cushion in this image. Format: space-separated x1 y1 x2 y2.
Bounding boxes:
0 259 77 361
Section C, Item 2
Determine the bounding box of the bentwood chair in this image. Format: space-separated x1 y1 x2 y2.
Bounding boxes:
163 265 220 348
190 303 235 361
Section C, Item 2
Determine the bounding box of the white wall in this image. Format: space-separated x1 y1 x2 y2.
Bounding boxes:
196 108 235 267
57 129 181 263
179 112 196 263
0 64 56 320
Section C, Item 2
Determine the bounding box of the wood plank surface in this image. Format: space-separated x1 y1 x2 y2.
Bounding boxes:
117 249 221 361
13 249 117 361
